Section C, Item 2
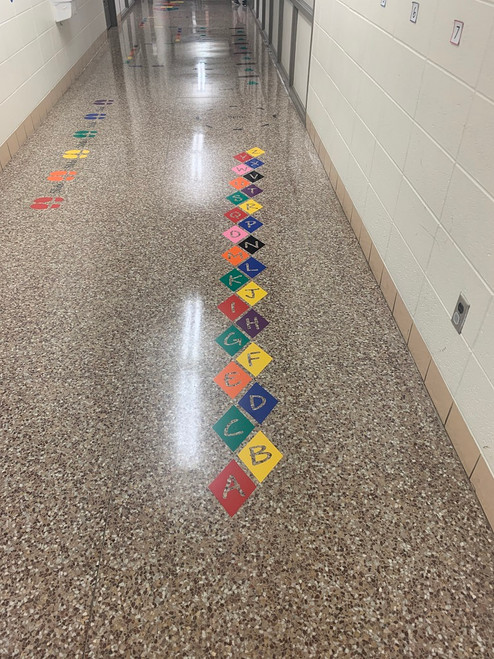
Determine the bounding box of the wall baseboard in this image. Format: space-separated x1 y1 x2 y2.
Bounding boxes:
306 114 494 534
0 30 108 173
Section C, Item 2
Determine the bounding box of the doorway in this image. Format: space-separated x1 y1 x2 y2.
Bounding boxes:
103 0 118 29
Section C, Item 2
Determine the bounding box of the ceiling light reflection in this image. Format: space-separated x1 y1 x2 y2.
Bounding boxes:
174 298 203 469
190 132 204 180
197 61 206 91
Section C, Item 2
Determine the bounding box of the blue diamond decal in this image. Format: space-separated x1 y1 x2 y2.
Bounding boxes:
238 217 263 233
238 257 266 279
238 383 278 424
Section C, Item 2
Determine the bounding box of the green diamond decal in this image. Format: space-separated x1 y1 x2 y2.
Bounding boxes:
215 325 250 356
213 406 255 451
226 191 249 205
220 268 249 292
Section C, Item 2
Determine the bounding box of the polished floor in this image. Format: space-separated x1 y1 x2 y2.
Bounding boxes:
1 0 494 656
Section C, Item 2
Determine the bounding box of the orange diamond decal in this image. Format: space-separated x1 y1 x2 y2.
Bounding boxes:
214 362 252 399
222 245 249 266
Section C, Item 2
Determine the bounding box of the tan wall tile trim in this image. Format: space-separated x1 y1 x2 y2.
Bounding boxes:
445 404 481 478
470 457 494 531
407 324 432 380
307 118 494 533
369 245 384 284
0 31 107 173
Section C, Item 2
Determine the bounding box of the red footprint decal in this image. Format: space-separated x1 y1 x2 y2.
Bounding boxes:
30 197 64 210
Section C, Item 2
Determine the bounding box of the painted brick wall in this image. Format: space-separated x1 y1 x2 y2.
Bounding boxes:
0 0 106 146
307 0 494 475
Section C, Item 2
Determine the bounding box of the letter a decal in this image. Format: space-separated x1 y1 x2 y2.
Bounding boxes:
208 460 256 515
222 475 245 499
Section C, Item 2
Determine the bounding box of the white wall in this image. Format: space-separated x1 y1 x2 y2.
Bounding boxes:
115 0 134 19
307 0 494 471
256 0 314 111
293 10 312 108
0 0 106 146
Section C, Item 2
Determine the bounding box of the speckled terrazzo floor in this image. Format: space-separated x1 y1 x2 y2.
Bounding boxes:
1 1 493 657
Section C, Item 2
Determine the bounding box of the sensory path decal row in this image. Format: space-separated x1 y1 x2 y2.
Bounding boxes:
209 147 283 517
231 25 259 85
30 99 114 210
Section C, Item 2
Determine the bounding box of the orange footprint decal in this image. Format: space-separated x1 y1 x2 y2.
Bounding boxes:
47 170 77 182
30 197 64 210
63 150 89 159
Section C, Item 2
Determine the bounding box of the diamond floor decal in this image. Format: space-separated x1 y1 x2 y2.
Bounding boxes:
229 176 250 190
236 343 272 376
237 256 266 278
232 164 253 176
246 147 265 157
211 146 278 516
226 191 249 206
219 269 249 292
213 362 252 398
238 217 263 233
243 184 263 198
233 152 252 163
243 170 264 183
239 200 262 215
238 382 278 424
236 282 267 306
222 245 249 266
212 406 255 450
238 236 265 255
236 309 269 338
245 158 264 169
208 460 256 516
218 294 250 320
215 325 250 356
224 207 249 223
223 226 250 244
214 362 252 399
238 432 283 482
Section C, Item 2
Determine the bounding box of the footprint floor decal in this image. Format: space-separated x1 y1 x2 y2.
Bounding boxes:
63 150 89 159
30 197 64 210
31 99 114 211
47 170 77 182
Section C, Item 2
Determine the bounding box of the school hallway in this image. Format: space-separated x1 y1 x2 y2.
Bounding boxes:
1 0 493 656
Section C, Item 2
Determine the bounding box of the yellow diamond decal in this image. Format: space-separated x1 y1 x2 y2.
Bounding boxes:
238 432 282 482
239 200 262 215
247 147 265 157
236 342 272 376
236 283 267 306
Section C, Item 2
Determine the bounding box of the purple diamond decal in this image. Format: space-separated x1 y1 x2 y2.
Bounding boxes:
236 309 269 338
243 184 263 198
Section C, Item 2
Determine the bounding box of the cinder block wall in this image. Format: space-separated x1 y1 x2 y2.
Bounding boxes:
306 0 494 528
0 0 107 170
